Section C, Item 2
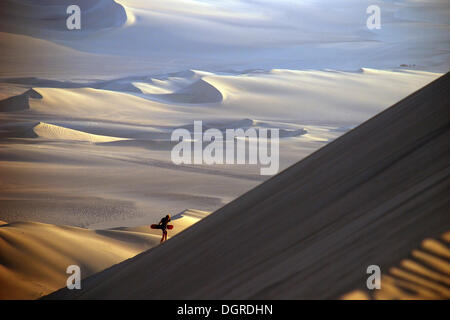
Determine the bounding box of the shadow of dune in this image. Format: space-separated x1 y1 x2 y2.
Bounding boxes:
0 89 42 112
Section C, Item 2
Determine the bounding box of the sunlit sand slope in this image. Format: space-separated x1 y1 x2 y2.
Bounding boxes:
0 209 208 299
342 231 450 299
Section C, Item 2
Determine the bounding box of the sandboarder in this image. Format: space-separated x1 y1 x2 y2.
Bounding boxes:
157 214 171 243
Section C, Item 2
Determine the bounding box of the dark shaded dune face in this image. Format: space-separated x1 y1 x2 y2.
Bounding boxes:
0 0 127 38
0 93 30 112
1 77 142 94
23 88 43 99
0 122 38 138
1 77 85 88
94 81 142 93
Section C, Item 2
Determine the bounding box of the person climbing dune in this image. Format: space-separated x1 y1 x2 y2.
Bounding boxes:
157 214 171 243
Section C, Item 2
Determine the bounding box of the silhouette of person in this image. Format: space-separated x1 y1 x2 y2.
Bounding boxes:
158 214 171 243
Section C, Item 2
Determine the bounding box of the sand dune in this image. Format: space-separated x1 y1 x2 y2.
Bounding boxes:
0 121 130 142
33 122 129 143
157 79 224 104
46 72 449 299
3 69 441 124
0 69 441 230
0 209 207 300
0 0 448 301
21 87 174 123
0 221 158 300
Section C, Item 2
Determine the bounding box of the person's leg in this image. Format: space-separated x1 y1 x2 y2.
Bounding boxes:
160 231 165 243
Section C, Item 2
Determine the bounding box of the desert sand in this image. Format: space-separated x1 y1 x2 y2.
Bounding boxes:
0 0 448 300
0 0 448 78
0 69 441 229
0 209 208 299
343 231 450 299
46 72 449 299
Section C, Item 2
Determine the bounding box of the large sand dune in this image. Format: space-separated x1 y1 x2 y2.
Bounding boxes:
45 72 449 299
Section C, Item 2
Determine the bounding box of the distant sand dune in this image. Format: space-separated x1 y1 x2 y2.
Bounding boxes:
156 79 224 104
0 69 442 231
32 122 129 143
2 71 222 105
0 120 132 142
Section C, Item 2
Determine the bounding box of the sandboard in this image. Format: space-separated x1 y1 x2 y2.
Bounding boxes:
151 224 173 230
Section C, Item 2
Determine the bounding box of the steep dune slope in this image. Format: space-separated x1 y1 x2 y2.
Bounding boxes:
46 73 449 299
